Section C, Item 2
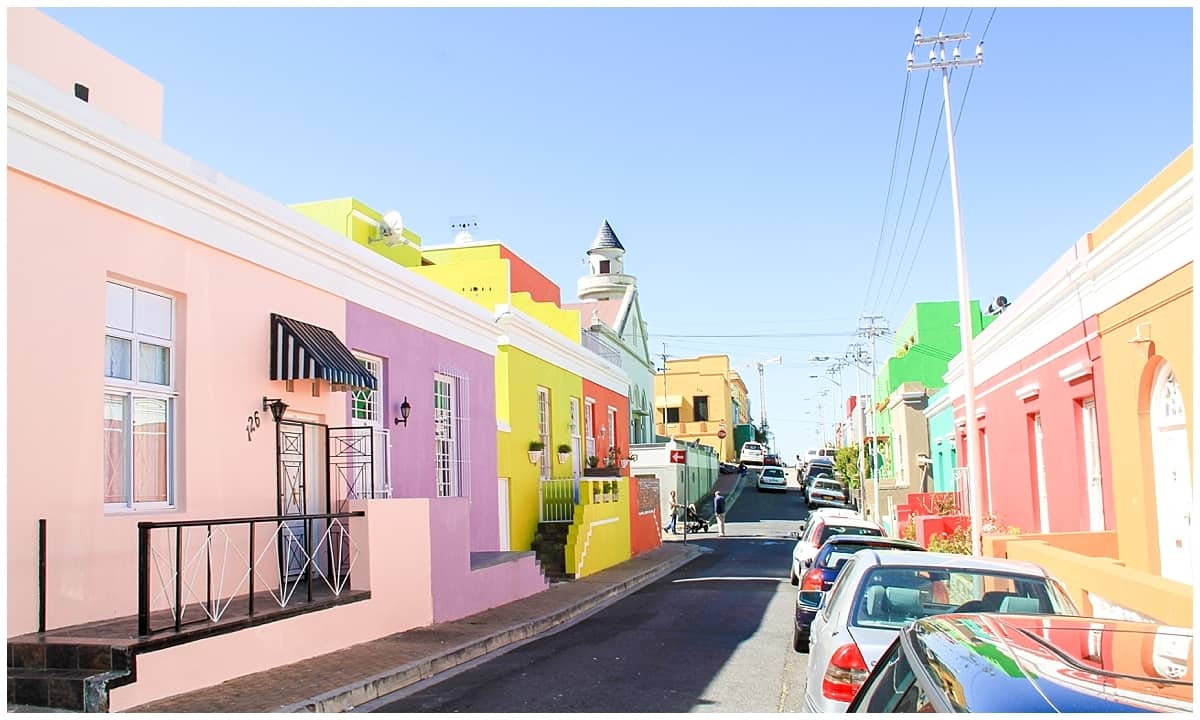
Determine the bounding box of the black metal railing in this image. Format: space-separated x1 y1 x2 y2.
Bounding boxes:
137 511 365 636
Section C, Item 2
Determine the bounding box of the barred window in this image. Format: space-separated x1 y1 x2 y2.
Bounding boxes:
537 387 551 479
351 353 383 427
435 372 471 497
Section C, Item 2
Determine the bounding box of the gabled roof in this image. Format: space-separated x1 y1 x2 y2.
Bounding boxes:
563 299 622 330
589 220 624 251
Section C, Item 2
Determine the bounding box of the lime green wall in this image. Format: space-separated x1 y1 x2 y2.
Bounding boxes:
566 479 632 577
499 346 584 551
291 197 423 268
512 291 581 342
421 244 502 264
412 260 510 311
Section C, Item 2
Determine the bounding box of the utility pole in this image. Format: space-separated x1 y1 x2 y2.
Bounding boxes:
753 356 783 450
909 25 985 556
858 316 888 524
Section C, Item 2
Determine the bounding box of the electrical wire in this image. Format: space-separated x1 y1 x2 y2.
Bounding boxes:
867 7 948 313
888 8 996 311
858 7 926 321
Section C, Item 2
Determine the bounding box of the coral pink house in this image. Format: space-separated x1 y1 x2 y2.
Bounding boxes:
7 9 543 711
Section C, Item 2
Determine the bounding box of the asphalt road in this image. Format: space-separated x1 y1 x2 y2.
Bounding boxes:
370 470 814 713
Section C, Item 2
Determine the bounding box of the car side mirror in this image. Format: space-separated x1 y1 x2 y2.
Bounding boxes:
798 521 807 533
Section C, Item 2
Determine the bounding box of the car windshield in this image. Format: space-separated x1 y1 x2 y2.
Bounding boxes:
851 567 1074 630
817 524 881 545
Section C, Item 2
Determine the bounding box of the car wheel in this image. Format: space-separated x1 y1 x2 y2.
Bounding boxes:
792 627 809 653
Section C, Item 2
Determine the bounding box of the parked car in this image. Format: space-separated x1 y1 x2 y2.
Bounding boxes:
802 458 836 492
847 614 1193 713
803 551 1079 713
802 447 838 471
794 535 925 651
807 478 848 508
739 441 766 465
764 453 782 466
757 466 788 492
790 515 884 583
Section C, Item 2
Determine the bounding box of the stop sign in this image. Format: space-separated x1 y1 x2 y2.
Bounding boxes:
717 429 727 439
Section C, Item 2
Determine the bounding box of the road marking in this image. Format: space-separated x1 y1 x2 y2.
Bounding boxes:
670 576 787 583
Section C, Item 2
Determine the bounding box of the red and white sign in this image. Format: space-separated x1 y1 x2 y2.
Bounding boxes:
670 449 686 464
717 429 727 439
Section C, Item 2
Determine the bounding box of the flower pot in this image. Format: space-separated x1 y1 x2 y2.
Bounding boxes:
558 452 570 465
528 450 543 465
619 459 630 469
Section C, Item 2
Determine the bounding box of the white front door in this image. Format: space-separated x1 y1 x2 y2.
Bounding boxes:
1151 367 1191 584
1082 399 1105 531
570 398 583 479
1033 414 1050 533
497 477 510 551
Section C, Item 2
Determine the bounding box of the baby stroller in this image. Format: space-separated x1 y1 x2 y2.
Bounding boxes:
684 504 711 533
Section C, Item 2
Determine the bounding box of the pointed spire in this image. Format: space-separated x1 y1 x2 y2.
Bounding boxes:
589 220 624 251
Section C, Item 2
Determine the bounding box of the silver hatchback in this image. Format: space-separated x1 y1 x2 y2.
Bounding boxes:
802 550 1079 713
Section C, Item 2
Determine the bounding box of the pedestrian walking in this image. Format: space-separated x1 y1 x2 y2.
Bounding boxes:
663 490 681 534
714 490 727 536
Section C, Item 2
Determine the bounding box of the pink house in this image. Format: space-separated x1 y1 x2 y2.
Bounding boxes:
942 236 1113 535
7 9 543 711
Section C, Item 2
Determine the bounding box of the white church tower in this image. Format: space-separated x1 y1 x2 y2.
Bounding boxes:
577 220 636 301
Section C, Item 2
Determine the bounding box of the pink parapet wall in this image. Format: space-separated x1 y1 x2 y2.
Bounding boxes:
107 499 436 711
7 8 164 139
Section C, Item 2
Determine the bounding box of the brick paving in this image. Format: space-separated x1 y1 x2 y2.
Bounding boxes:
125 543 703 713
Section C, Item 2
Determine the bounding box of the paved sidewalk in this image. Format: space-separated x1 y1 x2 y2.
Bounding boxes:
124 543 706 713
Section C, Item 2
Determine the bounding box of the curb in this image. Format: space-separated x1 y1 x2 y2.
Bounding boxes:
276 544 706 713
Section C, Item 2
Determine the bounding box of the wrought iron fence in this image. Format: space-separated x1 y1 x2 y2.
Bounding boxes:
581 329 621 367
137 511 365 636
539 477 576 523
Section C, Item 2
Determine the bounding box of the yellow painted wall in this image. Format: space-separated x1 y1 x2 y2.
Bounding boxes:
291 197 423 267
1090 147 1192 251
412 259 510 311
566 479 632 577
512 291 581 342
655 355 741 460
499 345 585 551
1098 263 1193 575
421 244 502 264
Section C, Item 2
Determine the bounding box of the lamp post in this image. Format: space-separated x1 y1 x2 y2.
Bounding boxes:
909 26 985 555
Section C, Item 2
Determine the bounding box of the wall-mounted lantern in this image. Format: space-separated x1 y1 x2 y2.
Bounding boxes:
262 397 289 423
394 396 412 427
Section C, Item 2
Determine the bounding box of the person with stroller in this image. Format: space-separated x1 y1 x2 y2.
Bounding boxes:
663 490 681 534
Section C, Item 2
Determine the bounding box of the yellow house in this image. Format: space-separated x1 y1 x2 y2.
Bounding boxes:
291 197 424 268
415 239 634 574
655 355 749 462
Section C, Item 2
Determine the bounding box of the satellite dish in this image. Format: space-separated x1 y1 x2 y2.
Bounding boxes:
382 210 404 238
994 295 1009 308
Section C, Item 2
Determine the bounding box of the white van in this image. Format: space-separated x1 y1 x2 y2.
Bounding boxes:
803 447 837 467
740 441 766 464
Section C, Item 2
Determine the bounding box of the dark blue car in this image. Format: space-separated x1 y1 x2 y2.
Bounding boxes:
848 614 1193 712
793 534 924 652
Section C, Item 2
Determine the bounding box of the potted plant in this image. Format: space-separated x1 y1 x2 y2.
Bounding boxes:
587 455 600 469
528 440 545 465
556 443 572 464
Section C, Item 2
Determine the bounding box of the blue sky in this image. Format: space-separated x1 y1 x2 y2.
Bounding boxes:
44 7 1193 459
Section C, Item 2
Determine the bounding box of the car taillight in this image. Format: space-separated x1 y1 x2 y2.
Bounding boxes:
800 568 824 593
821 642 869 702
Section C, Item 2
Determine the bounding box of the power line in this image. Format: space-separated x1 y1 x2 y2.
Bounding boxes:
879 8 975 312
867 7 948 313
888 8 996 312
859 7 927 320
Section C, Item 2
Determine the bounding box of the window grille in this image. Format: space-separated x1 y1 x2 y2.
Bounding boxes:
537 387 551 479
435 370 471 497
351 353 383 427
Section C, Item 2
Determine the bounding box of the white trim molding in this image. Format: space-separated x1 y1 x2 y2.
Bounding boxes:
975 407 987 420
1015 382 1041 400
495 305 631 395
1058 361 1093 383
8 65 499 355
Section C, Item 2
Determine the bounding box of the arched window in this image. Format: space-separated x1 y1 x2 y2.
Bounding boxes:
1150 364 1191 584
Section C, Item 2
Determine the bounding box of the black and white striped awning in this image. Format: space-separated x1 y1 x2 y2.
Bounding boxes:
269 313 376 391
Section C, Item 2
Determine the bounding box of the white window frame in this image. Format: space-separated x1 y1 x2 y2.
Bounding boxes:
607 406 618 448
435 372 459 497
1081 398 1104 531
537 387 551 479
350 352 384 429
584 398 596 461
104 280 177 512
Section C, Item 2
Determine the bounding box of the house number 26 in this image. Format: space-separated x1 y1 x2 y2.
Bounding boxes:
245 411 261 442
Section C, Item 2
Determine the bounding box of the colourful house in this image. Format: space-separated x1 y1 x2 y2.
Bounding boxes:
923 386 958 492
943 148 1192 625
654 354 749 462
6 9 545 710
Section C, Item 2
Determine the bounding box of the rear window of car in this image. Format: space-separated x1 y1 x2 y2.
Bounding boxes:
815 480 842 491
818 524 882 545
820 542 923 570
763 468 785 478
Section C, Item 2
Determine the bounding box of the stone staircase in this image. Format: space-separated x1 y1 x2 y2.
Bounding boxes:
531 522 572 583
7 641 134 712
